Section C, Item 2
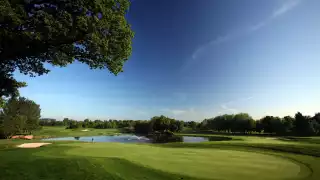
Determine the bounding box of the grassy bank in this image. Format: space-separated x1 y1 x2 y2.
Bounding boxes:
1 134 320 180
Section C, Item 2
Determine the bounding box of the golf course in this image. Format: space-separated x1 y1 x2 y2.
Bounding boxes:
1 0 319 180
1 128 319 180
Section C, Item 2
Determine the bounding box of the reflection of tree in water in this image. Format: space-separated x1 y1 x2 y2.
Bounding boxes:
74 137 80 140
208 136 232 141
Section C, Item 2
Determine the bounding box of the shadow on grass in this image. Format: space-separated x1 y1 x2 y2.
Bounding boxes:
277 137 320 144
207 136 234 141
160 142 320 157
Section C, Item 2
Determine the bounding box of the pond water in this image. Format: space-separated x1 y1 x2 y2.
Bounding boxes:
43 134 210 143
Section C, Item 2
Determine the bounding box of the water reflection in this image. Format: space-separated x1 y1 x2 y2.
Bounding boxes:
46 134 151 143
182 136 208 143
44 135 232 143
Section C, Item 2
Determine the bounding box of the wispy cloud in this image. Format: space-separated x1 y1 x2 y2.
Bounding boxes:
160 108 209 121
249 0 301 32
184 0 303 70
221 104 238 113
220 96 254 114
171 109 187 115
162 108 191 116
272 0 301 18
240 96 254 101
192 35 232 59
249 22 267 32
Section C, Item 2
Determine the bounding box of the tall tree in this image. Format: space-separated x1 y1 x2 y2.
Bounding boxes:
0 111 5 138
313 113 320 124
294 112 315 136
312 113 320 135
282 116 294 134
1 97 41 137
150 115 171 133
221 114 234 133
232 113 253 133
62 118 70 126
0 0 134 101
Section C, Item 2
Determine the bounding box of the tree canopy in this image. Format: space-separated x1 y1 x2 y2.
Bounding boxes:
0 0 134 103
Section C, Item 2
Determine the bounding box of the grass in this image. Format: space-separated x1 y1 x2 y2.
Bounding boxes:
32 126 120 139
0 129 319 180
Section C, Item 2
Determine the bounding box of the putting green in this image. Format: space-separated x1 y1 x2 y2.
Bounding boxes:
63 143 310 180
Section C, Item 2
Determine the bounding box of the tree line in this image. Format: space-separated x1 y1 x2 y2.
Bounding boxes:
39 117 192 132
199 112 320 136
1 96 320 139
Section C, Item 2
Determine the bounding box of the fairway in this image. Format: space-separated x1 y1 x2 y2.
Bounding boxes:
64 143 306 180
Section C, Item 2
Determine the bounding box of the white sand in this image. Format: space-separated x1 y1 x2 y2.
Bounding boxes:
17 143 52 148
81 129 89 132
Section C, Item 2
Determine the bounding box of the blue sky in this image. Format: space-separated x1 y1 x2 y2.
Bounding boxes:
15 0 320 121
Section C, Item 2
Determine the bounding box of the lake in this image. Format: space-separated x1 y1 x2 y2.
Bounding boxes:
43 134 209 143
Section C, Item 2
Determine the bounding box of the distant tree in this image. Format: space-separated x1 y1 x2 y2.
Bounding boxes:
0 0 134 102
255 120 264 133
310 120 320 135
83 119 90 128
39 118 64 126
233 113 254 133
150 115 172 133
246 118 256 134
63 118 70 126
270 117 283 135
312 113 320 135
168 120 184 132
109 120 117 128
189 121 198 130
313 113 320 124
176 120 184 132
294 112 315 136
93 120 104 129
211 116 225 132
66 120 80 129
134 121 151 134
221 114 234 133
282 116 294 134
206 118 216 130
260 116 271 133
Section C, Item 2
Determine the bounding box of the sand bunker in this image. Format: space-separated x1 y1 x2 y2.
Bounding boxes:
17 143 52 148
81 129 89 132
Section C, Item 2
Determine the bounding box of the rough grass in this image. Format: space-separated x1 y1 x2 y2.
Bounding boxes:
1 130 320 180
